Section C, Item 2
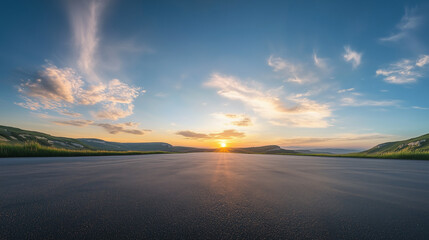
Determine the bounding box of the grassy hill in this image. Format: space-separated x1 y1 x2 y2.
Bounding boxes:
78 138 173 151
0 125 93 150
363 133 429 154
0 141 165 158
0 125 173 152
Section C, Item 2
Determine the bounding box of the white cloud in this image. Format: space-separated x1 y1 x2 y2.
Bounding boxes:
16 0 143 121
338 88 355 93
69 0 103 83
376 56 429 84
176 129 245 140
212 113 253 127
343 46 362 68
268 55 317 83
313 53 328 70
380 8 421 42
17 65 141 120
412 106 429 110
18 65 83 105
94 103 135 120
340 97 398 107
416 55 429 67
205 73 331 128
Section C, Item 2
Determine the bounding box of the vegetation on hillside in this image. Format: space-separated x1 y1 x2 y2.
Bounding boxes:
363 133 429 154
0 142 166 158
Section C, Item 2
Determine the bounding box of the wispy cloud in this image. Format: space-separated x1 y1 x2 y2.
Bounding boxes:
380 8 421 42
59 110 82 117
212 113 253 127
343 46 362 68
53 119 94 127
412 106 429 110
376 55 428 84
313 53 329 70
205 73 331 128
93 123 150 135
69 0 103 83
176 129 245 140
337 88 355 93
340 97 399 107
416 55 429 67
268 55 317 83
16 0 142 121
281 133 392 148
53 119 150 135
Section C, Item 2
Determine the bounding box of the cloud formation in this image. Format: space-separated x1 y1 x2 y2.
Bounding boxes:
340 97 398 107
16 0 142 121
380 8 421 42
268 55 317 83
313 53 328 70
205 73 331 128
416 55 429 67
343 46 362 68
337 88 355 93
69 0 103 82
17 65 141 120
53 119 94 127
18 65 83 108
53 119 149 135
176 129 245 140
376 55 428 84
93 123 149 135
212 113 253 127
281 133 392 148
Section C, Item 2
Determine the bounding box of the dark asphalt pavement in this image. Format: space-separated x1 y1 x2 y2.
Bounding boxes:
1 153 429 239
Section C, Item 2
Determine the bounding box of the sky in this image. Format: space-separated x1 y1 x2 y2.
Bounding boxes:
1 0 429 149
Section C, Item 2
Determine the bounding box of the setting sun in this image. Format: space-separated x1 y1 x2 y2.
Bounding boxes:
220 142 227 148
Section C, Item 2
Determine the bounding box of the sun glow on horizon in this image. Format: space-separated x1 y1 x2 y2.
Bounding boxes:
220 142 227 148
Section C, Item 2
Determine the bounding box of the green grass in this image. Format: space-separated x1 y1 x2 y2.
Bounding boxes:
0 142 167 158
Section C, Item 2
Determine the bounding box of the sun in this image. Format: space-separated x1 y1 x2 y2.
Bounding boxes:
220 142 227 148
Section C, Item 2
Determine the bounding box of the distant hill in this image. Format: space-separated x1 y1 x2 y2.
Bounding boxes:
363 133 429 154
78 138 173 152
295 148 360 154
0 125 92 150
227 145 297 154
0 125 296 154
171 146 214 153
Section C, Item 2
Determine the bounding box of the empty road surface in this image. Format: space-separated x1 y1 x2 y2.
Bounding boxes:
1 153 429 239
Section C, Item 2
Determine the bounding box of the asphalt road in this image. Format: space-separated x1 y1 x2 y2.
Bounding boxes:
1 153 429 239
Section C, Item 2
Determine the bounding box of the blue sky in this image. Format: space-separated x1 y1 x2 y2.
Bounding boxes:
1 0 429 149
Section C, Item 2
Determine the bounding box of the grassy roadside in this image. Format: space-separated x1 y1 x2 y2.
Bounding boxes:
0 142 167 158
